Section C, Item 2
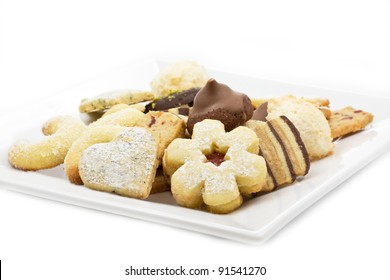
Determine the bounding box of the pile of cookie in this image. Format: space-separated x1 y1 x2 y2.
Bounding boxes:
8 61 374 214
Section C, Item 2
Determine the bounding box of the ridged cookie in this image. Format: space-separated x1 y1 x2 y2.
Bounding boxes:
246 116 310 190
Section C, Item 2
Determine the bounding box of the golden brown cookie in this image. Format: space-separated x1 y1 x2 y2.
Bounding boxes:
329 106 374 139
79 89 154 113
65 110 185 185
150 168 170 194
64 125 126 185
102 103 145 117
304 98 331 120
8 116 86 171
246 116 310 190
91 108 185 159
253 95 334 161
143 111 186 161
79 127 159 199
88 107 146 128
163 119 267 214
150 61 209 98
251 97 331 119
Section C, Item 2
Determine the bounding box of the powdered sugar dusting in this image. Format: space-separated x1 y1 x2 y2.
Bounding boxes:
168 119 266 199
79 127 158 194
8 116 86 170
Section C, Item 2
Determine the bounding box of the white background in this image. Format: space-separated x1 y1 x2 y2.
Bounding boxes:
1 0 390 279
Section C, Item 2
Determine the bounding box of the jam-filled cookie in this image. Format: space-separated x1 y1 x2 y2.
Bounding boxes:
163 119 267 214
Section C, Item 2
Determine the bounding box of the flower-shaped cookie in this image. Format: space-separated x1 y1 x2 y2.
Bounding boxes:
163 119 267 214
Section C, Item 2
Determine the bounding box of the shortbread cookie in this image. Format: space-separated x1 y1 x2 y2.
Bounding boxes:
252 95 334 161
64 125 126 185
305 97 330 108
143 111 186 160
251 97 331 119
151 61 209 98
246 116 310 190
187 79 253 134
89 107 146 128
163 119 267 214
79 89 154 113
79 127 159 199
144 87 200 113
91 108 185 159
252 97 330 109
102 103 146 116
318 106 332 120
329 106 374 139
8 116 86 171
305 98 331 120
150 168 170 194
66 110 185 185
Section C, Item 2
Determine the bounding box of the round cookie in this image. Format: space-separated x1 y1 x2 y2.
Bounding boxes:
187 79 253 134
150 61 209 98
252 95 334 161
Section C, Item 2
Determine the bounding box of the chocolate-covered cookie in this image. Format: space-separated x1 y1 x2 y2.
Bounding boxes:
252 101 268 121
187 79 253 134
144 87 200 113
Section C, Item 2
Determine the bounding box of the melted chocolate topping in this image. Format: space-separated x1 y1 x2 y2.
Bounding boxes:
191 79 252 119
268 121 297 182
259 149 278 191
252 102 268 121
145 87 200 112
187 79 253 133
280 116 310 175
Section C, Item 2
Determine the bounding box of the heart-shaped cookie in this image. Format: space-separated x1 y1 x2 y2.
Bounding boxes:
79 127 159 199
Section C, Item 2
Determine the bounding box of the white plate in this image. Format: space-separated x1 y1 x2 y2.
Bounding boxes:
1 60 390 244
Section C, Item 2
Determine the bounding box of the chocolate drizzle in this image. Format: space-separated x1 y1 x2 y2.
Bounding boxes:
267 121 297 182
280 115 310 175
259 149 277 191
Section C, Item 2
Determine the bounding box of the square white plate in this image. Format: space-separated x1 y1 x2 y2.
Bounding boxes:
1 60 390 244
